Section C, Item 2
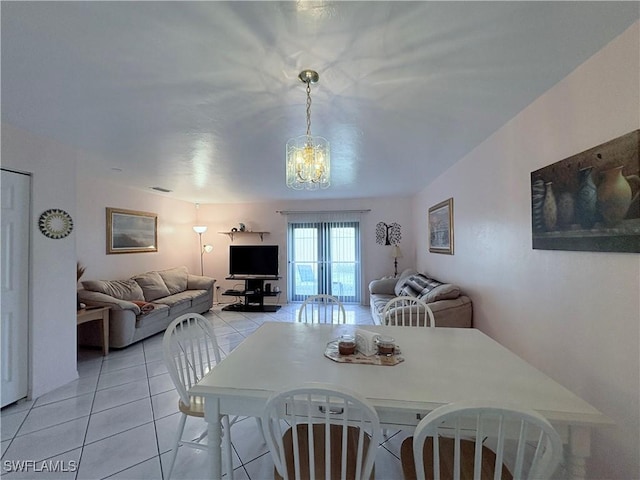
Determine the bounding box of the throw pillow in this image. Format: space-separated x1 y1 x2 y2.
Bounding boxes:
132 271 171 301
393 269 418 296
419 283 461 303
397 273 434 297
400 285 417 297
157 266 189 295
82 279 144 302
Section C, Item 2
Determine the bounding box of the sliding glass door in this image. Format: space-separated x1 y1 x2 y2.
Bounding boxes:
288 219 361 303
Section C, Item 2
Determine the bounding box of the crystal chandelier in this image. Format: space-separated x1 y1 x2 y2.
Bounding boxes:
286 70 330 190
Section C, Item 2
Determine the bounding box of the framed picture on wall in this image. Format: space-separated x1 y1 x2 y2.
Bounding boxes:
531 129 639 253
428 198 454 254
106 207 158 254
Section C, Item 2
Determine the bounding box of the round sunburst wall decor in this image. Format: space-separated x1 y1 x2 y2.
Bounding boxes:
38 208 73 239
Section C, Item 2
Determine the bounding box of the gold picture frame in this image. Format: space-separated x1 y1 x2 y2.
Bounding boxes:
106 207 158 254
428 198 454 254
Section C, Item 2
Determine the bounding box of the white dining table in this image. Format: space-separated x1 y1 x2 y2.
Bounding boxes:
190 322 611 480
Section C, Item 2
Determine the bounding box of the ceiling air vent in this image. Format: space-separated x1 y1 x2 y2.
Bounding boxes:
150 186 172 193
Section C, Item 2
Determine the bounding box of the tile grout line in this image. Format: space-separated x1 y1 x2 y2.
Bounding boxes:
75 352 105 480
143 335 167 480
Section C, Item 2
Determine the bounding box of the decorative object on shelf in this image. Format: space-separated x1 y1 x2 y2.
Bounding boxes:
390 245 403 277
285 69 330 190
428 198 454 255
575 166 597 228
238 222 246 232
531 129 639 253
106 207 157 254
38 208 73 239
192 225 212 276
231 227 238 232
375 222 402 246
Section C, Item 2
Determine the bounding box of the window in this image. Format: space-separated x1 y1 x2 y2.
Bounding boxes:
286 212 363 303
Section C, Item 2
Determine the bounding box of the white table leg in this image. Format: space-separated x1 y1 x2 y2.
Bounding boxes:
206 397 223 480
567 425 591 480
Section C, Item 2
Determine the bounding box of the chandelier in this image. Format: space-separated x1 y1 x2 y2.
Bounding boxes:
286 70 330 190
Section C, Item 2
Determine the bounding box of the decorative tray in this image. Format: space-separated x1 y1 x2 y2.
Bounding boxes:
324 341 404 366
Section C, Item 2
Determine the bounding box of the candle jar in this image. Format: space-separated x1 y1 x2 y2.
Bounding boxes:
338 335 356 355
376 336 396 356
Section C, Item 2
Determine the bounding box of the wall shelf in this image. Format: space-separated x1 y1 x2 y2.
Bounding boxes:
219 231 269 242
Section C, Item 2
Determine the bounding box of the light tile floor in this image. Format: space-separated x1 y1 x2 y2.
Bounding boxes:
1 304 408 480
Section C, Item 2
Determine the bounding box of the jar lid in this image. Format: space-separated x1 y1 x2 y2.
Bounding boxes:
376 335 395 346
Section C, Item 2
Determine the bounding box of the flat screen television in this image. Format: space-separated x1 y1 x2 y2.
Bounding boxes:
229 245 279 277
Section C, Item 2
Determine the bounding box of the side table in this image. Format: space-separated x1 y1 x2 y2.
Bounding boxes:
77 306 111 355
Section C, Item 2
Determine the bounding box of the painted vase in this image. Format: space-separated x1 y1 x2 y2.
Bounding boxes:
542 181 557 231
575 166 598 229
597 166 640 226
557 192 575 228
531 178 546 232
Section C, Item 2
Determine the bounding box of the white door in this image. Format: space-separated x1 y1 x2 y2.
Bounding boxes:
1 169 30 407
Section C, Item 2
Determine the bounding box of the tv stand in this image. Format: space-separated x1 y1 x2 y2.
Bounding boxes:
221 276 281 312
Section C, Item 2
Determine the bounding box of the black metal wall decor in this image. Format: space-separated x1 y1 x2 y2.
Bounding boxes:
376 222 402 245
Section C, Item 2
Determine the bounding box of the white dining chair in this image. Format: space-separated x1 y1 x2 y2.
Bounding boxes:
262 383 382 480
162 313 238 479
382 296 435 327
298 294 347 324
400 401 564 480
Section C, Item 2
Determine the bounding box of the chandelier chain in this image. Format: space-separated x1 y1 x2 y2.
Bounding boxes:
286 69 329 190
305 80 312 137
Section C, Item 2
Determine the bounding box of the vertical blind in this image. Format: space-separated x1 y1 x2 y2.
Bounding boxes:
284 211 365 303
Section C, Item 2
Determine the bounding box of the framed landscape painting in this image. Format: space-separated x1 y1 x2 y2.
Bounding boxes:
429 198 454 254
106 207 158 254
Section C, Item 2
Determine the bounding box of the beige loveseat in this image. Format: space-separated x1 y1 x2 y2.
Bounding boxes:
369 269 472 328
78 266 215 348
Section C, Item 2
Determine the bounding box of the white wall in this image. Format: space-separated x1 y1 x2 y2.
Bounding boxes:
75 174 199 282
1 124 79 398
414 23 639 478
197 196 414 304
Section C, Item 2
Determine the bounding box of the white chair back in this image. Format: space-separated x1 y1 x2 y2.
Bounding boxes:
298 294 347 324
382 296 435 327
163 313 222 408
410 402 563 480
262 383 381 480
162 313 236 479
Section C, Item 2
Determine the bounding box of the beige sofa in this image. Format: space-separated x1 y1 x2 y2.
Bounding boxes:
369 269 472 328
78 266 215 348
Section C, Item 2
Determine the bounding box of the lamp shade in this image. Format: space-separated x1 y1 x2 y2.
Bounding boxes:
193 225 208 234
391 245 403 259
203 244 214 254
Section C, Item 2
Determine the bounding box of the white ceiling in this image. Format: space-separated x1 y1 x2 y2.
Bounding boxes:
2 2 637 204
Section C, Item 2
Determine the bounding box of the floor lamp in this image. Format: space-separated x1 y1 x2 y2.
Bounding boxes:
193 226 212 276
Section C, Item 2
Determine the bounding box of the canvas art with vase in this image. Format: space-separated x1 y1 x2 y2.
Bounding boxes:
531 129 639 253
